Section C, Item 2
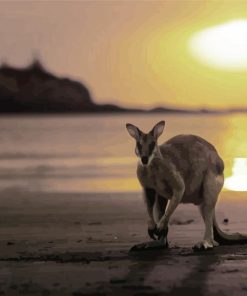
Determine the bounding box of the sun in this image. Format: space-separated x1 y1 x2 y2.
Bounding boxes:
188 19 247 71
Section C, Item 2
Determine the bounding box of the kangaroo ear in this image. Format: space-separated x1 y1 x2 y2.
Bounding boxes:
126 123 141 140
150 121 165 139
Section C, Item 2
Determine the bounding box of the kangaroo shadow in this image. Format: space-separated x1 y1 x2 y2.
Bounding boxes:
109 247 220 296
166 252 219 296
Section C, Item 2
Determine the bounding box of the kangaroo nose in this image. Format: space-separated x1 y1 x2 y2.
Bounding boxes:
141 156 148 165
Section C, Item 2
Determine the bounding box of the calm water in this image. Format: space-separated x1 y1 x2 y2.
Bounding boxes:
0 113 246 193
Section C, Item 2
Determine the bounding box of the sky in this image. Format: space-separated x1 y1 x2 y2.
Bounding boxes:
1 1 247 109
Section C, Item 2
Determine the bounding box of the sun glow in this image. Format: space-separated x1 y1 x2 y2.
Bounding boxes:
224 158 247 191
189 20 247 70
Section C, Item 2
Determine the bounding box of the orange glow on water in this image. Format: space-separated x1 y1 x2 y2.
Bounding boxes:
224 158 247 191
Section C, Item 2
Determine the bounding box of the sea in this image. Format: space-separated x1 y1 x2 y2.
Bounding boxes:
0 113 246 193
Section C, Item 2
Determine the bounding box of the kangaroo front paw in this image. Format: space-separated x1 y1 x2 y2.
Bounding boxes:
148 225 158 240
157 227 168 241
156 221 168 241
193 240 214 251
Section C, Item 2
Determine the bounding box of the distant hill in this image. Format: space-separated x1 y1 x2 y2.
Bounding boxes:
0 61 245 114
0 60 135 113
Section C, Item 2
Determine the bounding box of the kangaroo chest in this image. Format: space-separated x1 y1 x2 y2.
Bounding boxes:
137 162 173 199
137 160 205 205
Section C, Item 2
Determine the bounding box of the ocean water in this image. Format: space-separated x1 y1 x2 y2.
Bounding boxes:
0 113 246 193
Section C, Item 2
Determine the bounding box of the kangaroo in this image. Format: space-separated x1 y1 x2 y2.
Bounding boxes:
126 120 247 250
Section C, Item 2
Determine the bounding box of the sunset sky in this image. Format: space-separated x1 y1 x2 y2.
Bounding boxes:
1 1 247 109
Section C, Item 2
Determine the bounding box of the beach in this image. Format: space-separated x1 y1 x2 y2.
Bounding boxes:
0 189 247 295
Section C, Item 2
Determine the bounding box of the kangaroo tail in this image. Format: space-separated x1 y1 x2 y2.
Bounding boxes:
213 213 247 245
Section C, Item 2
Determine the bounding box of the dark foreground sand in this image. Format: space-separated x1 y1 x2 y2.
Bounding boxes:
0 189 247 295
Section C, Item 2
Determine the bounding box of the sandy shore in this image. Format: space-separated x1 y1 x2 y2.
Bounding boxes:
0 189 247 295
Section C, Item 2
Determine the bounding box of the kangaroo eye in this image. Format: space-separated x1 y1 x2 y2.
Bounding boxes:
149 141 155 154
137 142 142 153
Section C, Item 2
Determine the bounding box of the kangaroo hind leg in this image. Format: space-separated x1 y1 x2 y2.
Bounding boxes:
193 172 224 251
144 188 157 240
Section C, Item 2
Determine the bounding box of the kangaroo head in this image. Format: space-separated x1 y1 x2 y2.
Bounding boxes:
126 121 165 166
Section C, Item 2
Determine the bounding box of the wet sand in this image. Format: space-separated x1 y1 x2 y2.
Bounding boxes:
0 190 247 295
